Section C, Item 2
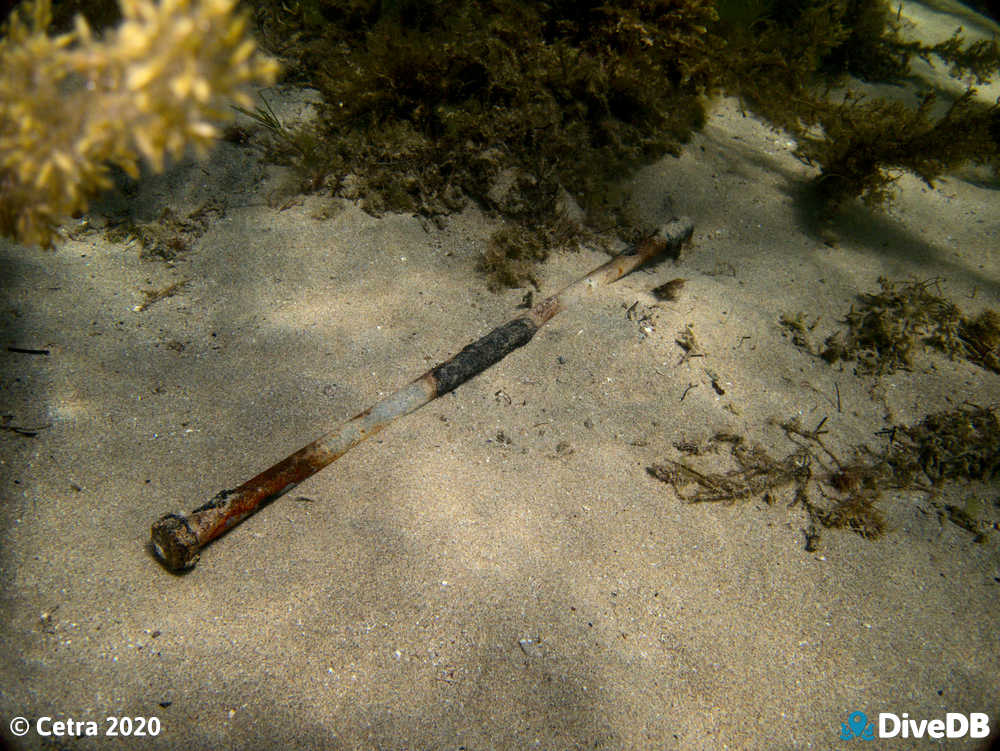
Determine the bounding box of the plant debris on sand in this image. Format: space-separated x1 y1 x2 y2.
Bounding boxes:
648 407 1000 549
782 277 1000 375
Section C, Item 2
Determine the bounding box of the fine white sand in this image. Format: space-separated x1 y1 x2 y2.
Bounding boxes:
1 10 999 749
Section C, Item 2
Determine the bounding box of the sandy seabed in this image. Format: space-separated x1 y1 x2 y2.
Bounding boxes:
1 33 999 751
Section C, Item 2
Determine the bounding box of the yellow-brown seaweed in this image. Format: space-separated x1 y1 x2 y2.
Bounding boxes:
0 0 279 247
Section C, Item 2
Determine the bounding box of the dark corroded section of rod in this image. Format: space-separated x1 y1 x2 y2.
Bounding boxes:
150 217 694 571
430 317 538 395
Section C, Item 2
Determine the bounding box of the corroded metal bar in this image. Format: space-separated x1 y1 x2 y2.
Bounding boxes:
151 218 694 571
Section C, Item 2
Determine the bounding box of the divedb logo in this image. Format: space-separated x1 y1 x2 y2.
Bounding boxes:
840 710 991 741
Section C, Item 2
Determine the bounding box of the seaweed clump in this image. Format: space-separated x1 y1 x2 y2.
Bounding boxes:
900 406 1000 484
715 0 1000 212
782 277 1000 375
251 0 722 286
243 0 1000 282
792 90 1000 212
478 223 551 292
648 407 1000 548
104 200 225 263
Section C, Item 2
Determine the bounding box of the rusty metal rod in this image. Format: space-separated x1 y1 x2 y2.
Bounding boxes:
150 218 694 571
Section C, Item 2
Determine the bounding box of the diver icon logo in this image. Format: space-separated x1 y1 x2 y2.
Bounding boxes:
841 711 876 741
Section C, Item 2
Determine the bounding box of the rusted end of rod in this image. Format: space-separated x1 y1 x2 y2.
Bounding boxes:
151 217 694 571
151 436 360 570
150 379 434 571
